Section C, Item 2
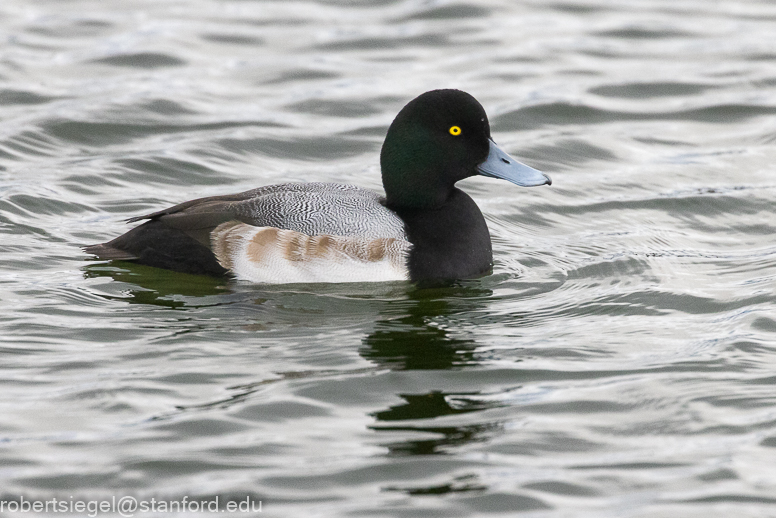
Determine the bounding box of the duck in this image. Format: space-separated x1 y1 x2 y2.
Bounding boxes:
84 89 551 284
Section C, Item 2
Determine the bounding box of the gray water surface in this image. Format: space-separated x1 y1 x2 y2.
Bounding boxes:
2 0 776 516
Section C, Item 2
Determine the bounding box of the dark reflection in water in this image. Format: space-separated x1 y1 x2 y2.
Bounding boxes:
384 473 487 496
363 286 509 464
83 262 229 307
360 285 490 370
375 391 481 421
373 391 503 456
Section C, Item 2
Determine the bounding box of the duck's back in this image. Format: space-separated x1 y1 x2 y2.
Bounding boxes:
135 182 407 239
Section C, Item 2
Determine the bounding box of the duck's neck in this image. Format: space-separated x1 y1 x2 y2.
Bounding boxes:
391 188 493 283
381 164 454 211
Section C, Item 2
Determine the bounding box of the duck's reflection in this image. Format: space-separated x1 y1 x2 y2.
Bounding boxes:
83 262 229 307
373 391 503 456
85 267 508 472
362 285 507 467
360 285 489 370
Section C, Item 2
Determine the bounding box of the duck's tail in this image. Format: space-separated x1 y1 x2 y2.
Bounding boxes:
83 220 229 277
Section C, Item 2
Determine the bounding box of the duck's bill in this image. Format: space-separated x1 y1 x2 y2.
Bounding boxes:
477 139 551 187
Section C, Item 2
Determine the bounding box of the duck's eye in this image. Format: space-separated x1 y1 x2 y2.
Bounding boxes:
449 125 462 136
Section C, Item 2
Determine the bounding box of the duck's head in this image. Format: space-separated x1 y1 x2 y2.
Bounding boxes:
380 89 551 209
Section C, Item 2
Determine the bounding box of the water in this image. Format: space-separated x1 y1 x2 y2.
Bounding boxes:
1 0 776 516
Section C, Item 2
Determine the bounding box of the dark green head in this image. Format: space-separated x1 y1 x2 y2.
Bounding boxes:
380 89 550 209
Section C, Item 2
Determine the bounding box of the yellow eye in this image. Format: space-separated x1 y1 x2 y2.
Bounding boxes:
449 125 461 136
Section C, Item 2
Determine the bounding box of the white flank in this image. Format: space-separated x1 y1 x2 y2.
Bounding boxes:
211 222 411 284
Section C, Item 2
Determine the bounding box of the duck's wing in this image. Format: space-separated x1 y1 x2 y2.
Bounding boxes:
125 183 293 223
130 182 408 244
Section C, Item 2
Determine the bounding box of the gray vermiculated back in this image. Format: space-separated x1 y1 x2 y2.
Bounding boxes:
228 183 407 239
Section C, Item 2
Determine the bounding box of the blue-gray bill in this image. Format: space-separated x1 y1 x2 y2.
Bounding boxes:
476 139 551 187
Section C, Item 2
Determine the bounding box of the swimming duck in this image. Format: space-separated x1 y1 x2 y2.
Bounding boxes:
85 89 551 284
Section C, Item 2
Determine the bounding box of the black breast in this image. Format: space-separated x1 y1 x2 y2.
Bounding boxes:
395 189 493 283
